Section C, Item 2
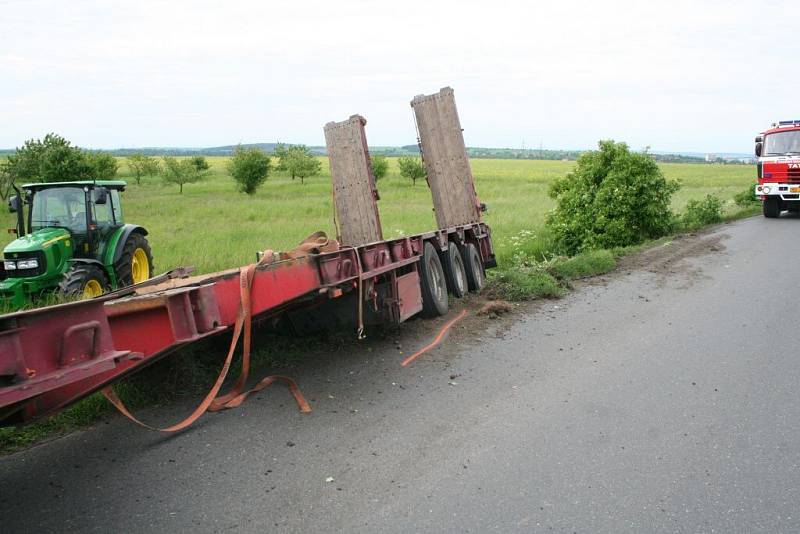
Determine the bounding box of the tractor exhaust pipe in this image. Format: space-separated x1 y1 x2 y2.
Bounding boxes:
11 184 25 236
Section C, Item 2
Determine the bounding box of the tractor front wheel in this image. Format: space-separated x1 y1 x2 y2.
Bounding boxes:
114 233 154 287
59 264 109 299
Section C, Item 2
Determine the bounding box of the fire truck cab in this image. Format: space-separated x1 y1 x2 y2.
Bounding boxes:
755 120 800 218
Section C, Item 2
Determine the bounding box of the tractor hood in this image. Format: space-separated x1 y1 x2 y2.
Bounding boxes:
3 228 70 255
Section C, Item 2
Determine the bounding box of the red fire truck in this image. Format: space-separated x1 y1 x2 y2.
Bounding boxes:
755 120 800 218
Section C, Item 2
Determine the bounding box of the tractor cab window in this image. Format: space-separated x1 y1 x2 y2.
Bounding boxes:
30 187 88 234
765 130 800 155
92 194 115 227
110 190 123 223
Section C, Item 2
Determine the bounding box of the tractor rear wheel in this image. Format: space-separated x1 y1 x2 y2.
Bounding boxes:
114 233 153 287
59 264 109 299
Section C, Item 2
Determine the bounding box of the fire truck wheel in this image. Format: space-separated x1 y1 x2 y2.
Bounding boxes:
419 242 449 318
441 242 467 298
462 243 485 292
763 197 781 218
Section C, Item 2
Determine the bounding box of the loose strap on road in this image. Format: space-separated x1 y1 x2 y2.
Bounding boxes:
400 309 468 367
102 241 318 432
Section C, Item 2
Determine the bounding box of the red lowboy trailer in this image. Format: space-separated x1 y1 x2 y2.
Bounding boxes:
0 88 495 428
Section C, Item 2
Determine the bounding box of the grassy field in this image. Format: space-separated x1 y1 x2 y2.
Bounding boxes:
0 158 756 274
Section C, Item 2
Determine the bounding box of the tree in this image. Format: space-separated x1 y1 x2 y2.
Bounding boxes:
281 145 321 184
161 156 207 193
2 133 120 184
86 152 118 180
546 140 680 254
273 143 289 169
126 154 161 185
397 156 426 186
3 133 94 183
370 155 389 181
189 156 210 173
227 146 272 195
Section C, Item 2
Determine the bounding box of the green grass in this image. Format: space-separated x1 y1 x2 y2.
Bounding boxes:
0 158 755 276
549 249 617 280
0 157 757 453
486 269 564 302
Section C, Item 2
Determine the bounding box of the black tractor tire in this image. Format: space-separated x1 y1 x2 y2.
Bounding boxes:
462 243 485 292
114 232 154 287
763 197 781 218
419 242 449 318
58 264 109 299
440 242 467 298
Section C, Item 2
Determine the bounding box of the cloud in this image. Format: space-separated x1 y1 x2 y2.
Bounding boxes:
1 0 797 152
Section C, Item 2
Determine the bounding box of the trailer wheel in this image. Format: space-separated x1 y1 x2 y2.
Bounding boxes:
419 242 449 317
763 197 781 218
462 243 485 292
441 242 467 298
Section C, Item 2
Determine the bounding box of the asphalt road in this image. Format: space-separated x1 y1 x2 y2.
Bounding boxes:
2 215 799 533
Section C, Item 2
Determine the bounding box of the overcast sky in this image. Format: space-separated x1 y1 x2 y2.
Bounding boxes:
1 0 797 153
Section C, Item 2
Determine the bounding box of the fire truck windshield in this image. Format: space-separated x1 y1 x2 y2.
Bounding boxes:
764 130 800 155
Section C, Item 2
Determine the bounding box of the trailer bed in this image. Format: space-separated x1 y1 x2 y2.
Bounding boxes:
0 87 495 427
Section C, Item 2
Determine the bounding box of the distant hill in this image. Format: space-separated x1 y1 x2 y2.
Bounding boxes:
101 143 312 157
0 143 753 164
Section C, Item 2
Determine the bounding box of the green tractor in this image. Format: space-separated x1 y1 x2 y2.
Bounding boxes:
0 180 153 309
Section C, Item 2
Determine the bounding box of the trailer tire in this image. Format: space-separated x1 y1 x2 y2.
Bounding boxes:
441 242 467 298
462 243 485 292
419 242 449 317
763 197 781 218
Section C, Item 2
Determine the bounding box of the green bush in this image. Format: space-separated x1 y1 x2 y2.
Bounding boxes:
733 183 758 206
549 249 616 280
86 152 119 180
370 155 389 180
488 269 563 301
546 140 679 254
227 145 272 195
681 194 723 229
189 155 210 172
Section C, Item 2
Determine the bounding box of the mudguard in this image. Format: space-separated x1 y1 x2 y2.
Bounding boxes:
105 224 148 265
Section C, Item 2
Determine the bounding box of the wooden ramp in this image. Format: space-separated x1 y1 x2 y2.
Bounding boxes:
324 115 383 246
411 87 482 229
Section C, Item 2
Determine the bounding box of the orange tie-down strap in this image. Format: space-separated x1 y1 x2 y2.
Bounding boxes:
100 231 337 432
400 309 468 367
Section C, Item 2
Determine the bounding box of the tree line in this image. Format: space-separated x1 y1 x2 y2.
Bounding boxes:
0 133 429 197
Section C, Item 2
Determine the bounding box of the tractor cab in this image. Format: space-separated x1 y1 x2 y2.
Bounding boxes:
19 181 124 257
1 181 152 308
